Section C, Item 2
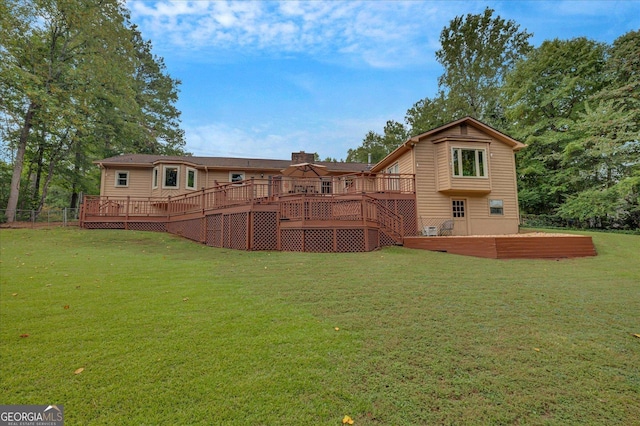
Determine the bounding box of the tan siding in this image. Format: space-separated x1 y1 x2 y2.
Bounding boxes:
412 124 521 235
202 170 229 188
397 150 414 174
414 137 450 220
462 138 520 235
466 126 488 139
101 167 153 198
435 143 450 192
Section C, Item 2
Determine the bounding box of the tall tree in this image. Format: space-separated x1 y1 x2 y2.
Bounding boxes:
349 8 532 160
556 31 640 227
503 37 608 215
1 0 185 220
435 7 532 126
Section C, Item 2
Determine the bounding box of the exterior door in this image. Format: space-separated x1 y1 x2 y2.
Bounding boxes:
451 198 468 236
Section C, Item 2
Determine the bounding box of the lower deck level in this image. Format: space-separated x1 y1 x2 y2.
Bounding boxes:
81 194 416 253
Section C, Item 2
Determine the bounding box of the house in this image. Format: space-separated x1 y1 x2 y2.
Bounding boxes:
371 116 526 236
95 151 369 199
81 117 529 252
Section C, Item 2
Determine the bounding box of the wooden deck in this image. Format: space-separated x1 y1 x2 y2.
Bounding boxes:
80 175 418 252
403 233 597 259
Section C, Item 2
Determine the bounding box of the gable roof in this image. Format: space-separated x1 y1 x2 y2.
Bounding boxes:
371 116 526 172
95 154 369 174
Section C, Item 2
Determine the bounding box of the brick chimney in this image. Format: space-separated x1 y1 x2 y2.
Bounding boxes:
291 151 315 164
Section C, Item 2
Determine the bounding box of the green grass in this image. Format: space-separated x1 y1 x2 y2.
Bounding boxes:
1 228 639 425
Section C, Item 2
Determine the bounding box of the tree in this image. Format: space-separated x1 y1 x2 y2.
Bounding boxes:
1 0 185 220
346 120 408 164
348 8 532 159
555 31 640 227
503 37 608 215
405 93 455 136
435 7 532 126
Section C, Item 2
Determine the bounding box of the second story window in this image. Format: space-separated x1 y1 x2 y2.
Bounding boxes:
452 148 487 178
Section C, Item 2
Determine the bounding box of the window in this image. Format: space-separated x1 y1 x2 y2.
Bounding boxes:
152 167 159 189
452 200 465 218
230 172 245 185
115 171 129 187
186 168 197 190
387 162 400 191
163 166 179 188
321 179 332 194
489 199 504 215
452 148 487 177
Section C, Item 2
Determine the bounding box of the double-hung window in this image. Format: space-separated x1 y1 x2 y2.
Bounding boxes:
489 199 504 215
152 167 159 189
452 148 487 178
115 171 129 187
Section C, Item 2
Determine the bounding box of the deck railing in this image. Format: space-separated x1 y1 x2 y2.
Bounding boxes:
278 195 406 241
82 173 415 220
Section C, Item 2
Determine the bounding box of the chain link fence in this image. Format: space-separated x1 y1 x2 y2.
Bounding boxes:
0 208 80 227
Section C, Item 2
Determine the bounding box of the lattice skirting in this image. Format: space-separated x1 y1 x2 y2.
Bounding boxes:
252 212 278 251
83 221 166 231
128 222 166 232
167 218 203 242
380 230 398 247
280 229 304 252
281 227 379 253
228 212 248 250
84 222 125 229
204 212 249 249
374 198 417 236
205 214 223 248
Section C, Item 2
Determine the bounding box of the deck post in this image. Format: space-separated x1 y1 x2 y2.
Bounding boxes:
167 195 171 221
250 177 254 205
125 196 130 230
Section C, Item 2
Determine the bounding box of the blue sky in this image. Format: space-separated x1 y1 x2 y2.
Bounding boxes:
126 0 639 161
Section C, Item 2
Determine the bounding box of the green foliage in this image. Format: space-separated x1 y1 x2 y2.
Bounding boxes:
505 33 639 229
0 0 186 218
504 38 609 214
0 161 12 211
348 8 532 161
1 229 639 423
404 94 453 135
435 7 532 126
346 120 408 163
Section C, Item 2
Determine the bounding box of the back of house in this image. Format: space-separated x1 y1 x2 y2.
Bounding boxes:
372 116 526 236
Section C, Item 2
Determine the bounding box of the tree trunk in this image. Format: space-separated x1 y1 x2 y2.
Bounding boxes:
5 103 36 223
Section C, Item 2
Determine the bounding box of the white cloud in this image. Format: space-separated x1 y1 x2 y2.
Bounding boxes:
128 0 451 68
183 114 396 161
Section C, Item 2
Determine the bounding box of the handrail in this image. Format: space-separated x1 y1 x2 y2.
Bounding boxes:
82 172 415 219
363 196 404 241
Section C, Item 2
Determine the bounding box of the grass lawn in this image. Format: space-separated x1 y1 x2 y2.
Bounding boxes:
1 228 639 425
